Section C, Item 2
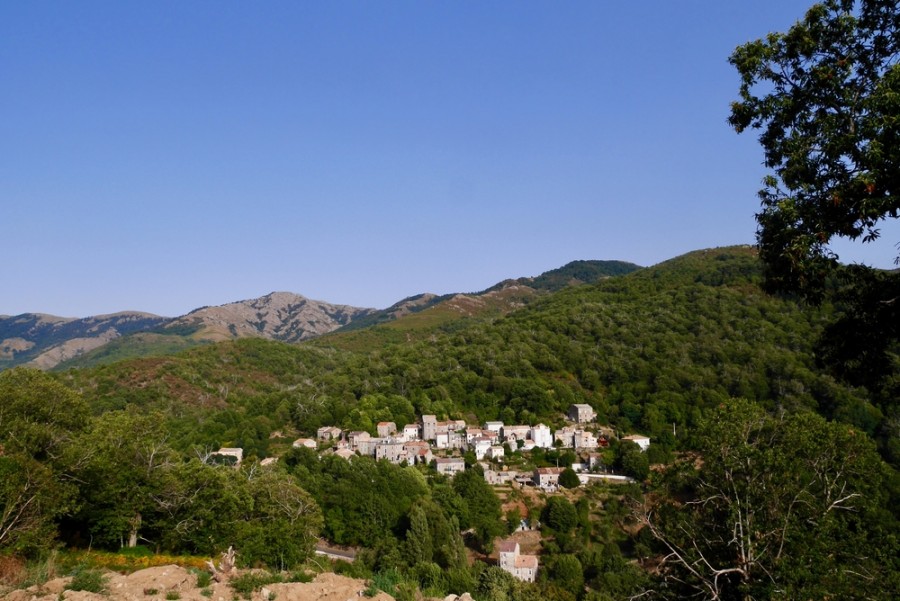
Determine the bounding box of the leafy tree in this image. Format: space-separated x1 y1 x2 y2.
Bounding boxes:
641 399 899 600
477 565 522 601
559 467 581 489
234 468 322 569
152 459 250 555
0 369 87 555
0 368 88 461
542 497 577 534
74 411 178 549
0 454 70 555
729 0 900 395
404 503 432 565
615 441 649 481
452 465 503 552
505 507 522 535
546 554 584 597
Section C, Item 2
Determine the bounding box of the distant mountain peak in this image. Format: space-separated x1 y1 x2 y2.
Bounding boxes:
165 292 376 343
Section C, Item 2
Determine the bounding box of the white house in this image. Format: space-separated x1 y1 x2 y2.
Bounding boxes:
530 424 553 449
622 434 651 452
484 422 503 436
435 457 466 477
498 540 538 582
402 423 420 441
472 436 493 460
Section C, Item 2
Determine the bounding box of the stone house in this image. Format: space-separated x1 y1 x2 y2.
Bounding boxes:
292 438 317 449
436 430 465 450
317 426 342 441
421 415 438 441
435 457 466 477
375 439 406 464
498 540 538 582
376 422 397 438
501 425 530 444
466 427 485 444
554 426 577 448
568 403 597 424
533 467 565 491
356 436 386 457
488 445 505 461
348 431 371 449
573 429 599 450
333 448 356 460
404 441 433 465
483 468 518 485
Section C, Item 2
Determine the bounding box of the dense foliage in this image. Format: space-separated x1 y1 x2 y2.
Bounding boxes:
644 399 899 600
2 247 898 600
730 0 900 408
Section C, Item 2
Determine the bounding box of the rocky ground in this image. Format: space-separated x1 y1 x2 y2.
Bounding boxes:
0 566 398 601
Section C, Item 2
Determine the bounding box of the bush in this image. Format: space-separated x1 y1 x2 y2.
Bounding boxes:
366 568 402 597
191 568 212 589
229 571 282 599
118 546 153 557
68 567 106 593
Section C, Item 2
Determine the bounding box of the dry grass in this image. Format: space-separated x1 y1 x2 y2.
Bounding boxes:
0 556 26 587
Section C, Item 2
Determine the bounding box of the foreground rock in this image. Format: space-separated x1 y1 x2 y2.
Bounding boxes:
2 566 394 601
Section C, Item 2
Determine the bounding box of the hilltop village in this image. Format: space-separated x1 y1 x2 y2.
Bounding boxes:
212 404 650 582
219 403 649 493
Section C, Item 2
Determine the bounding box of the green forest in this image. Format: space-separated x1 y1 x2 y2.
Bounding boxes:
2 246 898 600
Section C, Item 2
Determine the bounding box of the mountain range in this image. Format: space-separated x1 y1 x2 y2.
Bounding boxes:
0 259 641 371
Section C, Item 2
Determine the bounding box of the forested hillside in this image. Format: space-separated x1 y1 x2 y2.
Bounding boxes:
3 246 897 600
57 246 886 459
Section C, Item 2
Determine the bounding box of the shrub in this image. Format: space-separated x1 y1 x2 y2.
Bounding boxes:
118 546 153 557
229 571 282 599
68 567 106 593
165 591 181 600
366 568 402 597
17 552 60 589
191 568 212 589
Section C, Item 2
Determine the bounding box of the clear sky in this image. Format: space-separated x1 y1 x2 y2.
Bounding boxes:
3 1 897 317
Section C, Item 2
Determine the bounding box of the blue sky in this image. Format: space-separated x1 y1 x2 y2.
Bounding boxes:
3 1 897 317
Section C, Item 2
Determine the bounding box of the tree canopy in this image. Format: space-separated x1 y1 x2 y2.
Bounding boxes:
729 0 900 400
642 399 899 600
